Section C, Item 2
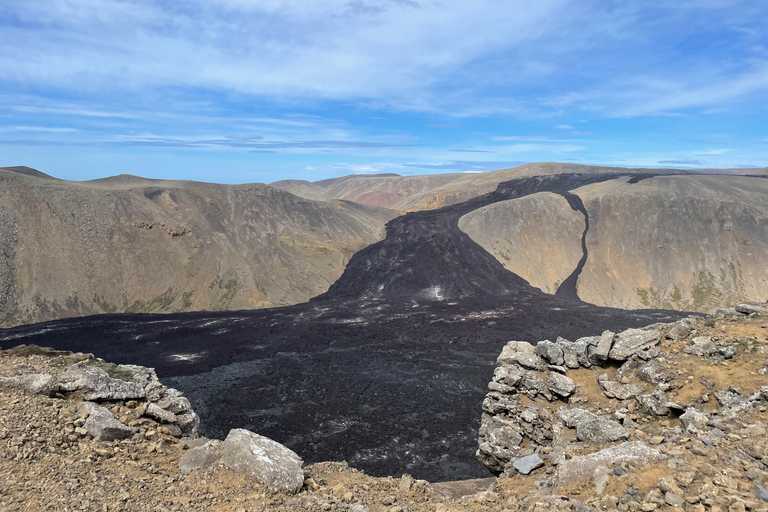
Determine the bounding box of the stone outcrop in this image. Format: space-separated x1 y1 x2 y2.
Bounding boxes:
477 324 665 476
478 302 768 503
57 360 199 438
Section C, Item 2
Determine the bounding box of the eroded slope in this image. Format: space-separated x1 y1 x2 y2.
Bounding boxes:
461 175 768 312
458 192 584 294
0 167 396 326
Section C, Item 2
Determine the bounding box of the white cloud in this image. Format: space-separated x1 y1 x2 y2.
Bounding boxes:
555 124 574 129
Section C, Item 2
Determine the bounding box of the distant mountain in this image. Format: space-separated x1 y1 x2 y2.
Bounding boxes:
271 163 764 211
0 167 396 327
459 174 768 312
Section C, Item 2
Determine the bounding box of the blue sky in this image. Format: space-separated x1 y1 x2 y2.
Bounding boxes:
1 0 767 183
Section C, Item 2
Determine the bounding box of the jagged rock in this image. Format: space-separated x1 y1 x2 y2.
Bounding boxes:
535 340 564 366
498 341 545 371
576 418 629 444
598 378 644 400
666 323 691 341
636 391 671 416
558 338 580 369
477 414 525 473
664 492 685 507
59 363 145 400
179 440 223 474
683 337 717 356
175 411 201 437
493 365 524 388
638 360 669 385
155 388 192 413
714 307 739 316
719 345 738 359
144 381 165 402
593 331 615 362
145 403 177 424
736 303 768 315
609 329 661 361
220 429 304 494
0 373 54 396
715 388 743 407
77 402 135 441
548 442 660 489
512 454 544 475
521 376 551 400
680 408 708 432
559 408 598 428
548 372 576 397
573 337 597 368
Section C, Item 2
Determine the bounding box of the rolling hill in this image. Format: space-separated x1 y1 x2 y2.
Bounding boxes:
0 167 396 327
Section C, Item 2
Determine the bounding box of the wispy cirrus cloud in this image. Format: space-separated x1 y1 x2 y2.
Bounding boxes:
2 0 768 180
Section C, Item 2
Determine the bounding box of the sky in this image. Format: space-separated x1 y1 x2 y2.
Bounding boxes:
1 0 767 184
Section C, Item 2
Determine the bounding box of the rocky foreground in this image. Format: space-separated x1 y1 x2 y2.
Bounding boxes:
1 303 768 511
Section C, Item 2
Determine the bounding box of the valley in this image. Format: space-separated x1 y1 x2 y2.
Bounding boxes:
0 171 699 481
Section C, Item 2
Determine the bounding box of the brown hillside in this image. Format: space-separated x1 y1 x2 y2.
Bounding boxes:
0 167 396 327
460 174 768 313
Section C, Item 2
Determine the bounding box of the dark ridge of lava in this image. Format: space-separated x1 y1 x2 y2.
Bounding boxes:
0 173 693 481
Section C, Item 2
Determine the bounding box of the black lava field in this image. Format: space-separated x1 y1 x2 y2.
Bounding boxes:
0 173 691 481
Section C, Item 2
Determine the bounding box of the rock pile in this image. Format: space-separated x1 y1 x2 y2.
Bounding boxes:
478 301 768 511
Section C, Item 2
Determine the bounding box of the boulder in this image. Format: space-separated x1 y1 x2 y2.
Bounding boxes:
0 373 54 396
175 411 201 437
221 429 304 494
145 403 177 424
609 329 660 360
559 408 598 428
493 365 524 388
179 440 224 474
156 389 192 413
548 372 576 397
573 337 597 367
558 338 580 369
536 340 565 366
636 392 671 416
598 379 645 400
593 331 615 362
549 442 659 489
497 342 545 371
59 363 145 400
77 402 135 441
576 418 629 444
683 337 717 356
512 454 544 475
666 323 691 341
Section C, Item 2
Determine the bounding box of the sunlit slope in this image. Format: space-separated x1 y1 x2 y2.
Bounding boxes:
460 175 768 312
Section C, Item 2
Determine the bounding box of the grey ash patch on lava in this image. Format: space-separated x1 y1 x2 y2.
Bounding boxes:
0 173 692 481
